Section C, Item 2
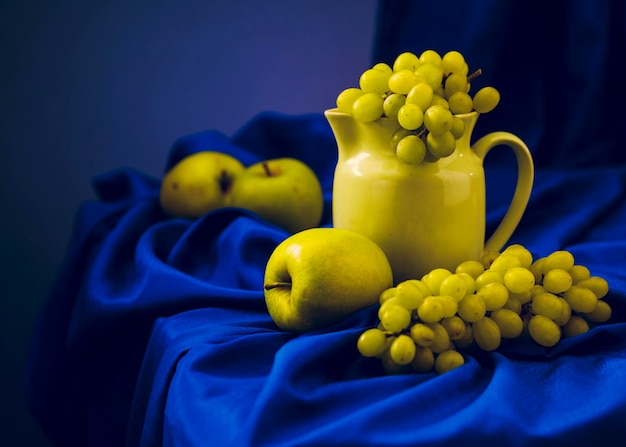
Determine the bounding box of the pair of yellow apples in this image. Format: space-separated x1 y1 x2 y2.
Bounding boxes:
159 151 324 234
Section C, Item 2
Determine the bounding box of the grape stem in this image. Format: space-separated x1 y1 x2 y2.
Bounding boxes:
467 68 482 82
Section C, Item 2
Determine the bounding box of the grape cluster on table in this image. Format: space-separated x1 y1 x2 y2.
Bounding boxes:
357 245 611 375
336 49 501 165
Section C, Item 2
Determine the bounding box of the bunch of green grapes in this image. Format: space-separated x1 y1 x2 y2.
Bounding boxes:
335 49 500 166
357 244 612 375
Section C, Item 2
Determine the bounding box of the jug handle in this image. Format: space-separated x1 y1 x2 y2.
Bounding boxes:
472 131 534 254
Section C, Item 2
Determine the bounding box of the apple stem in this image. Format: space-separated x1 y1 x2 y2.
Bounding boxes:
219 169 231 193
262 161 273 177
264 282 292 290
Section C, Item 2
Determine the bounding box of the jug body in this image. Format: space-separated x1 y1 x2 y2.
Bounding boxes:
328 109 486 283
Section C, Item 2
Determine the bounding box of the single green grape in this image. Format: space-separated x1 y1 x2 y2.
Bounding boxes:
436 295 459 318
490 308 524 338
453 322 474 349
416 63 443 90
409 278 433 296
501 244 534 268
435 349 464 374
426 131 456 158
441 50 466 75
456 272 477 295
429 94 450 109
582 299 612 322
568 265 591 284
476 282 509 311
481 250 501 269
378 287 397 305
424 105 453 135
542 268 573 294
503 266 536 294
377 297 399 319
577 276 609 299
419 49 442 67
397 103 424 130
379 303 412 332
458 293 486 322
382 93 406 118
460 62 470 77
448 91 474 114
563 315 590 337
455 260 485 279
336 87 363 114
394 279 428 310
410 322 435 347
351 92 384 123
529 257 546 283
388 69 419 95
532 292 566 321
552 297 571 326
357 328 389 357
472 86 500 113
389 334 416 365
392 51 420 72
441 315 466 340
473 316 501 351
439 274 468 301
475 270 504 290
390 127 413 150
488 253 522 274
372 62 393 75
411 346 435 372
528 314 561 347
381 347 411 374
396 135 427 165
502 296 523 314
450 116 466 139
406 83 433 112
426 322 451 353
421 268 452 295
359 68 391 95
542 250 575 272
418 296 445 323
444 73 468 97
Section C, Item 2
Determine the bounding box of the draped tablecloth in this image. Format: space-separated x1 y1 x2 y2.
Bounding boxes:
26 111 626 447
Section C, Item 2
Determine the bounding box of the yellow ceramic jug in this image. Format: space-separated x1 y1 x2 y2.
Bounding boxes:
325 109 534 284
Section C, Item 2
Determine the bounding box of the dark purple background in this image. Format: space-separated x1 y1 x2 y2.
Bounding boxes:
0 1 377 444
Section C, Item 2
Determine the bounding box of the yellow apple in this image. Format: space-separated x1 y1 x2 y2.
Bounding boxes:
229 158 324 233
159 151 244 218
264 227 393 333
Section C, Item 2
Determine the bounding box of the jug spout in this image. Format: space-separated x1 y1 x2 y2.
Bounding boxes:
324 109 400 160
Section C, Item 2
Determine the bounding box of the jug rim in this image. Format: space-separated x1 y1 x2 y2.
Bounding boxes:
324 108 479 120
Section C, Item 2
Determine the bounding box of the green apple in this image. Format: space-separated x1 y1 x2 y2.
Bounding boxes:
159 151 244 218
263 227 393 333
229 158 324 234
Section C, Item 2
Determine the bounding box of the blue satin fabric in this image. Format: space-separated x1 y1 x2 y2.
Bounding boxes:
26 111 626 447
